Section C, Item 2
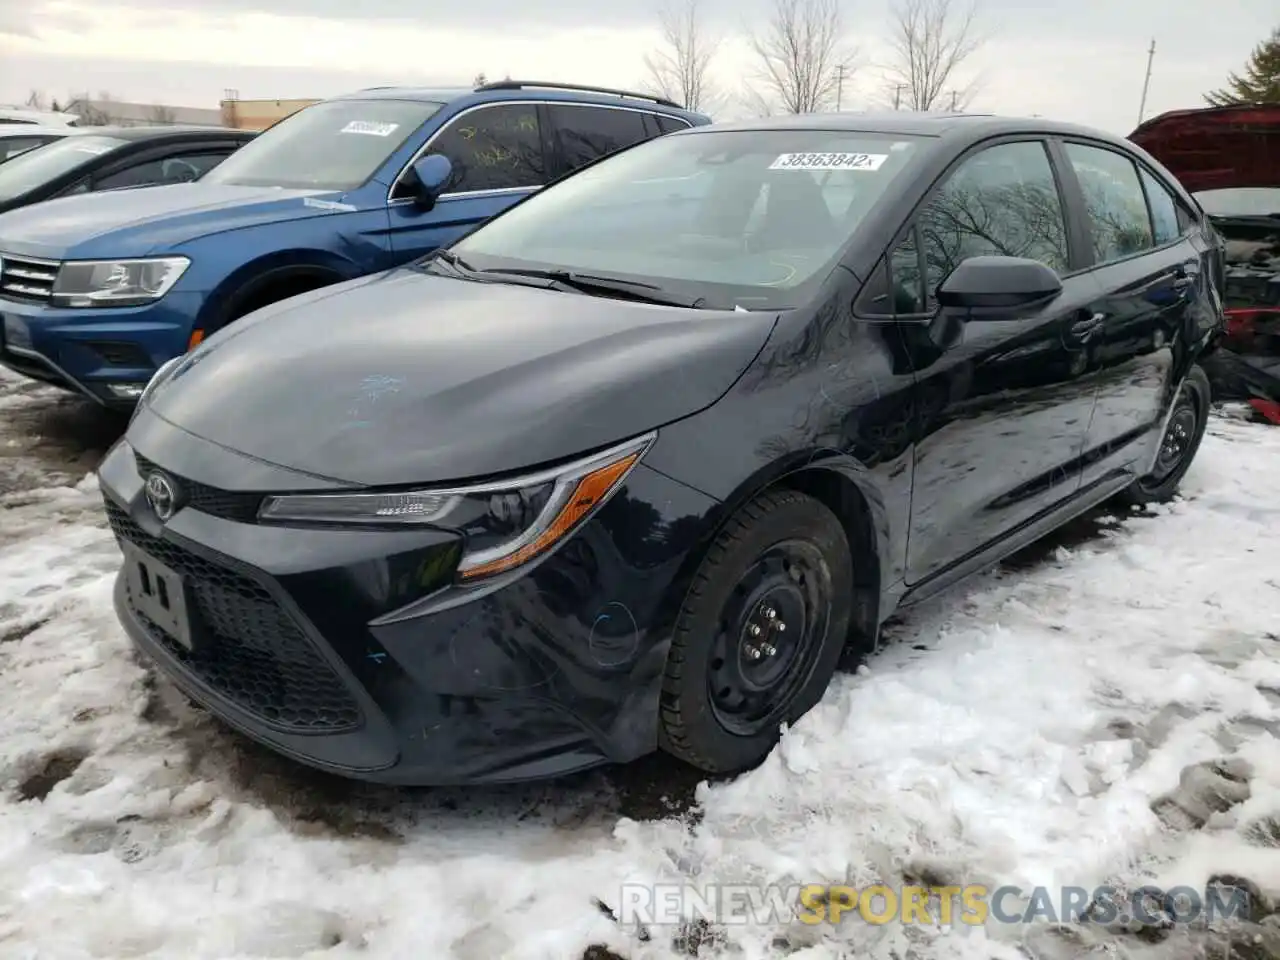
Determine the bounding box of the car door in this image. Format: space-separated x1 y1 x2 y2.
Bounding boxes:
385 102 550 260
1055 140 1208 487
879 138 1104 586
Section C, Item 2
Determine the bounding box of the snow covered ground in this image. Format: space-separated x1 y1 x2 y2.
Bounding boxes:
1 366 1279 960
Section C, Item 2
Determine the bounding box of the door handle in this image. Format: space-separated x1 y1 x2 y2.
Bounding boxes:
1172 275 1194 291
1070 312 1104 340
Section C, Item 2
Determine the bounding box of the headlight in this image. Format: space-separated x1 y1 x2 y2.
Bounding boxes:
52 256 190 307
258 432 655 582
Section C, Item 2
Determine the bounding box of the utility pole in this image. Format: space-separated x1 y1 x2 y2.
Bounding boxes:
835 64 846 110
949 89 959 111
1137 38 1156 125
893 84 904 110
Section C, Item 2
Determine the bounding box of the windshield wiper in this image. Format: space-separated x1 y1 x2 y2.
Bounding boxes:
425 248 478 273
478 268 707 308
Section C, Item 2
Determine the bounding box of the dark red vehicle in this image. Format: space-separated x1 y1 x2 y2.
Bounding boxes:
1131 104 1280 423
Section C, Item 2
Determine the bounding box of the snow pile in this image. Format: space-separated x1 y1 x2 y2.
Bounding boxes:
0 368 1278 959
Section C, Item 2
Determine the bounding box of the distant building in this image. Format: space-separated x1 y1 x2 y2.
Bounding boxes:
219 96 320 131
63 98 223 127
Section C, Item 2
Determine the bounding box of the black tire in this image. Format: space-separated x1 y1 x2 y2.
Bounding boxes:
658 489 854 774
1115 364 1211 508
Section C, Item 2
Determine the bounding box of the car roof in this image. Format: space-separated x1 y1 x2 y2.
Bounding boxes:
674 110 1137 149
70 125 255 140
328 83 708 122
0 123 76 137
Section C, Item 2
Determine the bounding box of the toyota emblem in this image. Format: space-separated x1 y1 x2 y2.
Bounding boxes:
144 471 179 521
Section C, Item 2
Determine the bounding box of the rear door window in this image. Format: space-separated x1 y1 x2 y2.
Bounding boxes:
547 104 650 175
1138 167 1182 246
1063 142 1155 265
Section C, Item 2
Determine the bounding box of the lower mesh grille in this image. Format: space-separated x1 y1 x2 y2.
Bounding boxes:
105 498 362 733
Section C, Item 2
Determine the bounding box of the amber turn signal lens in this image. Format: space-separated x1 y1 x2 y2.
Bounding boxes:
457 452 640 580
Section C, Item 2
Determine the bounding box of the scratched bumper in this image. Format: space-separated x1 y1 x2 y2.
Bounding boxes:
95 416 716 785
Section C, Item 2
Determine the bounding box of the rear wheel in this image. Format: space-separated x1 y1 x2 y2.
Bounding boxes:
1115 364 1210 507
658 489 853 774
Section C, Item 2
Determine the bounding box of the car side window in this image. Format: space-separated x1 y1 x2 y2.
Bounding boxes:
1138 167 1182 246
0 136 54 161
421 104 546 195
548 104 649 174
1063 142 1154 265
654 114 691 135
94 158 171 191
159 151 234 183
890 140 1069 315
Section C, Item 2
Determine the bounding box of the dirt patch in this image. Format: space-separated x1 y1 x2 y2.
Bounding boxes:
16 747 89 801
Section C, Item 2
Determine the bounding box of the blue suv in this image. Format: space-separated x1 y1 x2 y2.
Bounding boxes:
0 81 709 408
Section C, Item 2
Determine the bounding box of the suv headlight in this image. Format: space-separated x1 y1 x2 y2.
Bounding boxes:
52 256 190 307
258 432 655 582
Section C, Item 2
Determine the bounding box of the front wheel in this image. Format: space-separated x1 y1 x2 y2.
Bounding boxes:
658 489 853 775
1115 364 1211 507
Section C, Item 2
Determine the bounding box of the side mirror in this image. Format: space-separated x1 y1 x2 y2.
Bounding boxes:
936 256 1063 314
410 154 453 211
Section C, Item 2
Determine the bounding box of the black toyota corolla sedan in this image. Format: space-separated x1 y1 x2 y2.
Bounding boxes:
98 112 1225 785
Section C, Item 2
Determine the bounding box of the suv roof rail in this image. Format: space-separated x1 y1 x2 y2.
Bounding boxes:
474 80 684 111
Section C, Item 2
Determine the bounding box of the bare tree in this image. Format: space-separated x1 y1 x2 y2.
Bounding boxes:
472 72 487 87
643 0 721 112
25 90 47 110
883 0 983 111
147 103 176 124
742 0 854 115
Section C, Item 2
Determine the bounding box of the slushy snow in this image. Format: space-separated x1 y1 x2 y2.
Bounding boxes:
1 368 1279 960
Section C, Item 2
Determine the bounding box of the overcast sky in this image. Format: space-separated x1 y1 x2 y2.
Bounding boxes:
0 0 1275 134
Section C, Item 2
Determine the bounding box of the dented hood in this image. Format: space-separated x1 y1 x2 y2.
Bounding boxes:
1129 104 1280 193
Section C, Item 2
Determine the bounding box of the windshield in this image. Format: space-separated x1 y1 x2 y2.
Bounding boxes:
0 134 125 201
448 128 923 310
202 98 444 191
1194 187 1280 218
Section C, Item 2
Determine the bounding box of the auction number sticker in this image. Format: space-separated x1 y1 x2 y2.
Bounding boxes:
340 121 400 137
770 152 888 171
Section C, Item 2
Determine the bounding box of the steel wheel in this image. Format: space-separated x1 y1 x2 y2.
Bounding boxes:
706 540 832 737
659 489 854 774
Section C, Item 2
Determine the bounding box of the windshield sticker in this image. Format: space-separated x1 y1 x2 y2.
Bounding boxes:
71 143 114 155
770 152 888 171
304 197 357 213
340 120 400 137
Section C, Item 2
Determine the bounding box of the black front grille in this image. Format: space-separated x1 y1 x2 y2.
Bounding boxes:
134 454 264 523
105 498 363 733
0 253 58 303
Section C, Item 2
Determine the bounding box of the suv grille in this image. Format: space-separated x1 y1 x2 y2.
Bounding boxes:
134 454 264 523
105 498 363 733
0 253 59 303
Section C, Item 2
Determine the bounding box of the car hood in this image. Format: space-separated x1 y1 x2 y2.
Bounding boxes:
144 268 779 487
1129 104 1280 193
0 183 356 260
